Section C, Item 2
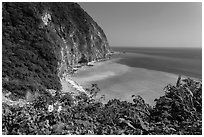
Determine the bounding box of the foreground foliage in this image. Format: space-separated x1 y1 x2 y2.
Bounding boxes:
2 78 202 135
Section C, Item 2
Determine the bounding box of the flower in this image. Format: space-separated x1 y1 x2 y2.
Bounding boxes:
48 105 54 112
57 106 62 112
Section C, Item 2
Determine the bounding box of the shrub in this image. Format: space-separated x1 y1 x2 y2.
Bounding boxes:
2 78 202 135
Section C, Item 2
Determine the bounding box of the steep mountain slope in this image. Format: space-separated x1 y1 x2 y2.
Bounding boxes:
2 2 110 99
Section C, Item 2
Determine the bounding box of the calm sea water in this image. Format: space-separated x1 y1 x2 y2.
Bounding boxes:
112 47 202 79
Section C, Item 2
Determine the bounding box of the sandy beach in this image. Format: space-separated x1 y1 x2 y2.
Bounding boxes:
70 56 180 106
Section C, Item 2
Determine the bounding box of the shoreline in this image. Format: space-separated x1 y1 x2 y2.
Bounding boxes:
60 53 119 96
70 57 177 106
64 52 201 106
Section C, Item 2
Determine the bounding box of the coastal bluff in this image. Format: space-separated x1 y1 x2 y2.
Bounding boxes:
2 2 111 99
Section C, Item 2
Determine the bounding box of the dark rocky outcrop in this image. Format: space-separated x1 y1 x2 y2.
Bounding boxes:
2 2 110 98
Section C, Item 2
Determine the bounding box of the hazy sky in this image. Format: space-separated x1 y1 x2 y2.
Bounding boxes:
79 2 202 47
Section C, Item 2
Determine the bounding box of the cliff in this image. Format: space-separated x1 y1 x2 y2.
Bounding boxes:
2 2 110 99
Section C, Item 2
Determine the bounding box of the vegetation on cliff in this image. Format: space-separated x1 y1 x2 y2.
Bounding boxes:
2 77 202 135
2 2 110 98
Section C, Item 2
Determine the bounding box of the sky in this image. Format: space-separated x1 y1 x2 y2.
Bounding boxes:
79 2 202 47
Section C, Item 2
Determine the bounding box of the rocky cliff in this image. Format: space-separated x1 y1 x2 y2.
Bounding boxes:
2 2 110 99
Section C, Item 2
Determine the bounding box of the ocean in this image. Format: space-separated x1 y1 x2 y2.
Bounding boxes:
72 46 202 105
112 47 202 79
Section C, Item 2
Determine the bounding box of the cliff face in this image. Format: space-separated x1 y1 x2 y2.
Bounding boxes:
2 2 110 98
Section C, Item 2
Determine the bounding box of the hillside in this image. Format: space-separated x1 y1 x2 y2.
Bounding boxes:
2 2 110 99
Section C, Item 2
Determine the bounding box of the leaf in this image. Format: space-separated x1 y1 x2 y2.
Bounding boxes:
52 122 65 133
74 119 92 127
119 118 135 130
176 75 181 87
162 111 172 118
155 122 162 125
162 105 170 110
185 87 193 97
137 116 149 131
164 97 173 102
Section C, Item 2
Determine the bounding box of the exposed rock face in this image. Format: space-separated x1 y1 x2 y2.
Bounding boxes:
2 2 110 98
